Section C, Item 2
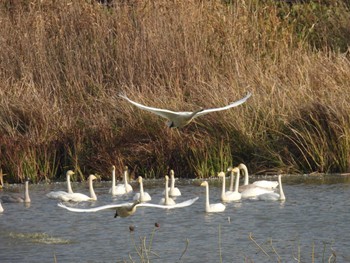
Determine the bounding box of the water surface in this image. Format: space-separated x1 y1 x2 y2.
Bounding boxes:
1 175 349 262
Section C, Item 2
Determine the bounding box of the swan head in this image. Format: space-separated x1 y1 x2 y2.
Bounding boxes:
66 170 75 176
238 163 247 170
231 167 240 174
88 174 97 181
123 166 130 177
200 181 208 187
112 165 115 171
165 175 169 181
218 172 226 178
137 176 143 183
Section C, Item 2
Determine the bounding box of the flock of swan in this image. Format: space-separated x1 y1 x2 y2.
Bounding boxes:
0 92 286 216
56 164 285 216
0 163 285 217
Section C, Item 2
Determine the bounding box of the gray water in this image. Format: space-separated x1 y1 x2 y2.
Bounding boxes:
1 175 350 263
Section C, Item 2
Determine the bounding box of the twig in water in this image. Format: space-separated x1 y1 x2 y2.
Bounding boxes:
178 238 189 261
269 238 281 262
219 224 223 263
249 232 270 258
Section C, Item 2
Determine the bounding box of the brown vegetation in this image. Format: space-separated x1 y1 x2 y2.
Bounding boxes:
0 0 349 182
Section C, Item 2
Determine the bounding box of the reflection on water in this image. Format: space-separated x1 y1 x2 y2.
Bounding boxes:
0 175 350 262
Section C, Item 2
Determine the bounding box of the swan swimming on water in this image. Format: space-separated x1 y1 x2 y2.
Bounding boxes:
1 179 31 203
238 163 278 192
257 175 286 201
57 197 199 218
60 174 97 202
162 170 181 197
200 181 226 213
218 171 240 202
159 175 176 205
224 167 242 201
46 170 75 199
119 92 252 128
112 166 133 195
109 165 117 196
133 176 152 202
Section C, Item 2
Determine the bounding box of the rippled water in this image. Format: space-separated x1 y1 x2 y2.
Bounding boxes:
1 175 350 262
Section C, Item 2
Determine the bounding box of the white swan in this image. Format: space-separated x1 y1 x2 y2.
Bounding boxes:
60 174 97 202
225 167 242 201
46 170 74 199
169 170 181 196
162 170 181 197
200 181 225 213
109 165 117 196
113 166 133 195
133 176 152 202
238 163 278 192
0 202 4 213
257 175 286 201
57 197 199 217
218 171 241 202
159 175 176 205
240 184 274 199
1 179 31 203
119 92 252 128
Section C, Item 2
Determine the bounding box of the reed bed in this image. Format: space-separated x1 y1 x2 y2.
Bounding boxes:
0 0 349 182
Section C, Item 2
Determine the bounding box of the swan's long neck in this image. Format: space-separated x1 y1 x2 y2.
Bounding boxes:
241 165 249 185
221 175 226 199
123 170 128 189
111 167 116 195
67 175 73 194
129 201 140 215
165 177 170 204
24 181 31 203
229 171 234 192
139 179 144 198
234 170 240 192
205 184 210 210
278 175 286 201
0 171 4 187
0 202 3 213
170 173 175 191
89 178 97 201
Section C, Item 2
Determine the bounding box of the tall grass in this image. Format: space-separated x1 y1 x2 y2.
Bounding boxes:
0 0 349 181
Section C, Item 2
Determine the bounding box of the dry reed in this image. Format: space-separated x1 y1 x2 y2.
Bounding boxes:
0 0 349 182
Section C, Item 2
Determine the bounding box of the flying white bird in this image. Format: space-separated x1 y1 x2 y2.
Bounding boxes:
119 92 252 128
57 197 199 217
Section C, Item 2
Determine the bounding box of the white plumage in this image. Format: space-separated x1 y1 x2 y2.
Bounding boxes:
159 175 176 205
133 176 152 202
200 181 226 213
119 92 252 128
60 175 97 202
46 170 74 199
57 197 199 217
257 175 286 201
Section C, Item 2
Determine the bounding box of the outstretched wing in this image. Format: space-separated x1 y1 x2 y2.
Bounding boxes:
57 197 199 213
57 202 133 213
119 94 184 120
194 92 252 117
138 197 199 209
